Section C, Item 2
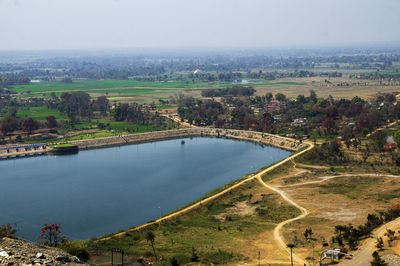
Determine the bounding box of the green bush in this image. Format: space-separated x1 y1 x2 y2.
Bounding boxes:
59 241 90 262
170 254 190 265
205 249 234 264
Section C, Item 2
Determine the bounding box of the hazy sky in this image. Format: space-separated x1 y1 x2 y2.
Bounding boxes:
0 0 399 50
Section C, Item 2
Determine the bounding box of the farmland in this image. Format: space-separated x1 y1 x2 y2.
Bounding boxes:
5 106 68 121
11 78 308 103
10 75 400 106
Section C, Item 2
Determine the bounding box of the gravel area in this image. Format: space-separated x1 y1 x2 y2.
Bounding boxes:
0 238 88 266
382 254 400 266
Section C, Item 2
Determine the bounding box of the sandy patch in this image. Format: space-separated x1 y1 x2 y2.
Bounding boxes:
214 201 257 222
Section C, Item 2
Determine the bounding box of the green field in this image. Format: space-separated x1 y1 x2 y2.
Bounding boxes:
0 106 68 121
13 79 231 94
11 79 305 98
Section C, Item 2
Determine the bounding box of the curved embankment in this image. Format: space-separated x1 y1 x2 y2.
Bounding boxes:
259 169 400 266
68 128 303 152
100 136 313 240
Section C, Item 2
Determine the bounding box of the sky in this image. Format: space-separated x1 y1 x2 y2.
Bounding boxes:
0 0 399 50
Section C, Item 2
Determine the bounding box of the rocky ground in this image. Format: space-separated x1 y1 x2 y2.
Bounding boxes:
382 254 400 266
0 238 88 266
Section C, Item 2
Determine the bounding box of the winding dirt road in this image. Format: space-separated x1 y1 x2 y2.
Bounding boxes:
257 170 400 265
257 175 309 265
338 216 400 266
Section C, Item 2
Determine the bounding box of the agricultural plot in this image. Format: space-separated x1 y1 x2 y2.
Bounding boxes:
0 106 67 121
10 79 309 103
13 76 397 104
13 79 235 94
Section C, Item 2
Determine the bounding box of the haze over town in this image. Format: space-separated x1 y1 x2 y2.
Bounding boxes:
0 0 399 50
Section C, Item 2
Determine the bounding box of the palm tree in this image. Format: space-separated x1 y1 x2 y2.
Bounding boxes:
287 243 296 266
146 231 158 261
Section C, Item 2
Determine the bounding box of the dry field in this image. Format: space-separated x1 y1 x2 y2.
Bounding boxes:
280 173 400 262
252 76 400 100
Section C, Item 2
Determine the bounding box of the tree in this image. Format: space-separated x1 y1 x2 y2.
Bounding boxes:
22 117 40 134
46 116 58 129
94 96 109 115
322 117 336 134
146 231 157 261
0 116 20 135
309 90 317 103
371 251 388 266
39 223 62 247
59 91 92 118
170 257 179 266
371 131 387 152
191 246 199 262
265 92 273 103
214 119 225 128
304 228 313 240
384 229 395 243
376 237 384 250
325 106 338 118
296 94 306 104
348 236 359 250
335 225 346 237
287 243 296 266
275 93 287 102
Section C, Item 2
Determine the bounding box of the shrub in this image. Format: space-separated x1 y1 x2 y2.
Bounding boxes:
170 254 190 265
39 224 63 247
60 241 90 262
0 224 18 239
206 249 234 264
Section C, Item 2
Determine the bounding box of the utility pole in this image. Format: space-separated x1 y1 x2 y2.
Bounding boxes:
287 244 295 266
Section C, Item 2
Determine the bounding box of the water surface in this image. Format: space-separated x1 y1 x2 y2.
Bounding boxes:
0 137 290 241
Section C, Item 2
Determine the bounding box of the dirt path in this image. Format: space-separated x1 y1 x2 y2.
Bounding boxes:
257 171 400 265
366 119 399 137
338 217 400 266
161 114 196 128
294 162 329 169
257 175 309 265
278 173 400 188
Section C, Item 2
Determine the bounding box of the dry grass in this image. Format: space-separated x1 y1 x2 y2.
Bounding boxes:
281 174 400 261
253 77 400 100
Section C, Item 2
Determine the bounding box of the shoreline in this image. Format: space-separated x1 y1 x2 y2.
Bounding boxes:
99 137 313 241
0 128 303 158
93 128 311 241
66 127 303 152
0 128 310 242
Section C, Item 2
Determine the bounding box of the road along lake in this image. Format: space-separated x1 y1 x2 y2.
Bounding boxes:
0 137 291 241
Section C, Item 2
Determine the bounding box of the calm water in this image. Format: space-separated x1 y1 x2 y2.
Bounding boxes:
0 137 290 241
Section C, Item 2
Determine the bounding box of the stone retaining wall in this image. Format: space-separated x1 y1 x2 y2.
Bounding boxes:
68 128 304 152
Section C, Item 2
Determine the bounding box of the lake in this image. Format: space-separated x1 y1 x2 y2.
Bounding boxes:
0 137 291 241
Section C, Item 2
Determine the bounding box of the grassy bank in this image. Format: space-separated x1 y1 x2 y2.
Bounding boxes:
87 179 300 265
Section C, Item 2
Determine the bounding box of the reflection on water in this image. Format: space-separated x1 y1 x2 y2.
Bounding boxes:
0 137 290 241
